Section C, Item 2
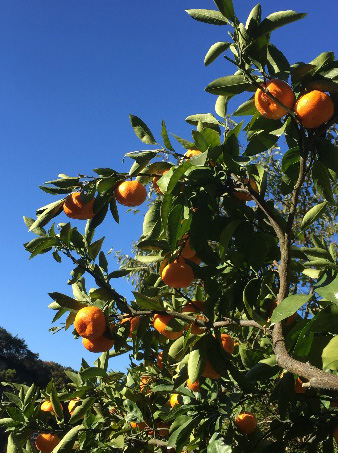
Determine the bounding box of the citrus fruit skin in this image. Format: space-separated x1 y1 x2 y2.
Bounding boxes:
187 379 200 392
255 79 295 120
153 314 184 340
185 149 202 158
170 394 180 408
74 306 106 340
120 315 141 337
294 377 306 394
182 302 206 334
115 180 147 207
162 261 194 288
186 254 201 265
63 192 95 220
68 398 81 415
82 335 114 353
294 90 334 128
181 238 196 259
221 334 235 355
153 169 169 195
202 360 221 379
235 412 257 434
40 401 54 413
234 178 258 202
35 433 60 453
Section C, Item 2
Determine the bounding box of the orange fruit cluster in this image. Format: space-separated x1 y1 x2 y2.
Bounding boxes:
63 192 95 220
254 79 334 129
74 306 114 353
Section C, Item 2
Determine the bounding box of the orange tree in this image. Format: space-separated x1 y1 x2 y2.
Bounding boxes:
1 1 338 452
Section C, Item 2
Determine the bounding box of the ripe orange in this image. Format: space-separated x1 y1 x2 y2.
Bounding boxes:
202 360 221 379
235 412 257 434
255 79 295 120
114 180 147 207
186 254 201 265
130 421 147 430
185 149 202 158
109 407 116 414
162 261 194 288
182 302 206 334
153 314 184 340
153 169 169 195
170 394 180 408
40 401 54 413
294 377 306 394
234 178 258 202
74 306 106 340
180 238 196 259
82 335 114 353
68 398 81 415
63 192 95 220
35 433 60 453
156 351 164 370
187 378 200 392
294 90 334 128
40 400 62 415
159 256 170 278
120 315 141 337
221 334 235 355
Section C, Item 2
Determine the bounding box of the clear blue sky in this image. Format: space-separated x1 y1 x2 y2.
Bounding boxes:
1 1 336 372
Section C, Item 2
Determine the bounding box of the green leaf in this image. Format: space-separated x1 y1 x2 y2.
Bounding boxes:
168 336 185 360
51 385 63 420
109 196 119 224
168 416 200 451
267 44 290 77
204 42 231 66
215 95 228 118
252 10 307 39
315 138 338 173
48 292 86 311
6 433 23 453
65 371 82 386
157 160 192 195
207 432 232 452
245 4 261 33
316 276 338 305
243 279 268 326
185 9 230 25
69 397 95 424
186 113 220 128
188 346 206 384
127 150 158 177
322 336 338 371
135 254 162 263
171 134 195 149
88 237 105 260
233 98 256 116
270 294 311 323
129 115 156 144
86 202 108 233
312 161 334 202
52 425 84 452
282 148 300 173
245 131 279 156
213 0 235 22
133 292 163 310
29 200 64 232
80 367 108 380
161 121 174 151
246 356 278 381
206 75 254 96
300 201 329 231
23 217 46 236
142 199 161 241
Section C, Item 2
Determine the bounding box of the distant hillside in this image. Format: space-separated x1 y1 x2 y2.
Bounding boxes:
0 326 76 452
